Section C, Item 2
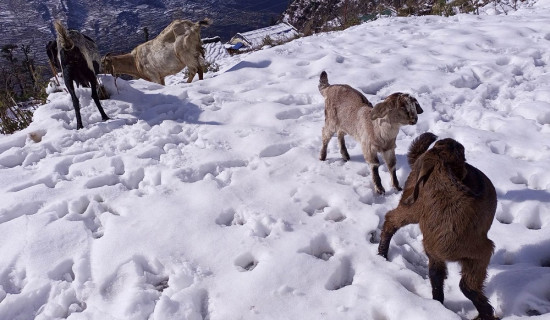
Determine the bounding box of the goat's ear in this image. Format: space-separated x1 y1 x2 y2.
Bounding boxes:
370 104 389 120
404 160 435 205
415 101 424 114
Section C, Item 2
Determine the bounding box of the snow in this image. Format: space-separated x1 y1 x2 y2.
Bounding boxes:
1 1 550 319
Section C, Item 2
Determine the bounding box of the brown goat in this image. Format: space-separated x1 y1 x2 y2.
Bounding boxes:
378 132 499 320
318 71 423 194
102 19 210 85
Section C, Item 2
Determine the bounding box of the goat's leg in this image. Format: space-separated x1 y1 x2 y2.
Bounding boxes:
187 71 196 83
427 254 447 303
362 144 385 194
378 207 417 258
319 125 334 161
65 80 84 130
198 65 204 80
459 258 497 320
382 149 402 191
337 131 350 161
90 81 110 122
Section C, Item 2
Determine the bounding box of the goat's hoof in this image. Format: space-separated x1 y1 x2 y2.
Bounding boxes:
377 251 388 260
375 188 385 195
395 186 403 192
102 116 110 121
473 316 500 320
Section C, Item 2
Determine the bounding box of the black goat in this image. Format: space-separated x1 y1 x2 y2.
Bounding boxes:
53 20 109 129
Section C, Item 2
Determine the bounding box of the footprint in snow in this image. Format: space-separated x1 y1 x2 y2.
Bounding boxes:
298 234 335 261
235 252 258 272
325 258 355 291
302 196 329 217
259 143 295 158
0 201 45 224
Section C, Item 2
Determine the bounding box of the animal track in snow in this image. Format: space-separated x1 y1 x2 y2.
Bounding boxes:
302 196 329 216
215 208 238 227
274 94 312 106
0 201 45 224
235 252 258 272
8 176 57 192
496 56 510 66
0 266 26 295
176 159 247 187
325 258 354 291
275 107 315 120
359 79 395 95
63 195 119 239
298 234 335 261
487 140 508 155
47 259 75 282
259 143 295 158
324 208 346 222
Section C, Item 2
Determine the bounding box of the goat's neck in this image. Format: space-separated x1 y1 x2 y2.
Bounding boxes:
372 118 400 145
111 53 141 78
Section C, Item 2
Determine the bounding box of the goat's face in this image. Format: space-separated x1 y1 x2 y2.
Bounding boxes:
101 56 114 76
371 93 423 125
396 93 423 125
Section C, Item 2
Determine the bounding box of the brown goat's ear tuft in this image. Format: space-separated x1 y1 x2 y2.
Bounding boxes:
406 159 435 204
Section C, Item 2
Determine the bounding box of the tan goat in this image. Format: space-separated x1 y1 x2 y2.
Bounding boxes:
102 19 211 85
378 132 499 320
318 71 423 194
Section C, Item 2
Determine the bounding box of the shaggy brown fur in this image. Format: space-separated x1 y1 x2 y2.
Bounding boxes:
102 19 210 85
378 132 499 320
318 71 423 194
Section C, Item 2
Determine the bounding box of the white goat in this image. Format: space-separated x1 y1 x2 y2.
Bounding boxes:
318 71 424 194
102 18 211 85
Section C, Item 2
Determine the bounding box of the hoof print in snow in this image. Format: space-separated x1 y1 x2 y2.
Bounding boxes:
259 143 294 158
325 258 354 291
216 208 237 227
324 208 346 222
154 277 169 292
302 196 329 216
299 234 335 261
235 253 258 272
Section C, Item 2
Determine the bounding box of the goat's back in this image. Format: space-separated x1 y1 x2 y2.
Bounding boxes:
413 157 497 260
133 19 205 77
321 85 374 137
54 21 101 74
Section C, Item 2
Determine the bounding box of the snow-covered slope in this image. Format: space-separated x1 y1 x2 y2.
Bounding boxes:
0 1 549 319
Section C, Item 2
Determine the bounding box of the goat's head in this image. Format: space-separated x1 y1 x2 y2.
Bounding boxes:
371 93 423 125
405 138 467 205
101 54 115 76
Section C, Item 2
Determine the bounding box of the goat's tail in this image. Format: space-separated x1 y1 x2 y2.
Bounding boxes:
54 20 74 50
319 71 330 92
197 18 212 28
407 132 437 167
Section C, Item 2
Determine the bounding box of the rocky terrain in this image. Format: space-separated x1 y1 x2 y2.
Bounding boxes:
0 0 289 67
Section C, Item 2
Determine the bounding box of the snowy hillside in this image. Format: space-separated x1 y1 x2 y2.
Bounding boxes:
0 0 288 67
1 1 550 319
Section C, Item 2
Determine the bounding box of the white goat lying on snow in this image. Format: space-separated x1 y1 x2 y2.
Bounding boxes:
102 19 211 85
